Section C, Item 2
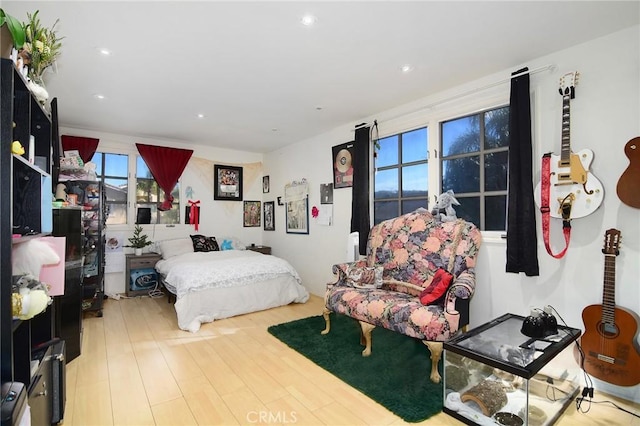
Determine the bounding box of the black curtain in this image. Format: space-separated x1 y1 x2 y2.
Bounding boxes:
351 125 370 255
506 67 539 276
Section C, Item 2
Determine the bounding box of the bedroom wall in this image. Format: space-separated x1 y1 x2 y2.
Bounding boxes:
262 25 640 401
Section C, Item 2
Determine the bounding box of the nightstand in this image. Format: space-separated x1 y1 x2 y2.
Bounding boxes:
246 245 271 255
125 253 162 296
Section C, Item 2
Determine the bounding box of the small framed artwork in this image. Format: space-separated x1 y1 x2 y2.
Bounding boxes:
320 183 333 204
214 164 243 201
264 201 275 231
332 141 354 188
286 196 309 234
243 201 261 227
263 175 270 193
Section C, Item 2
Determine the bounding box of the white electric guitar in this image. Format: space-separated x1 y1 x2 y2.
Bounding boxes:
535 72 603 219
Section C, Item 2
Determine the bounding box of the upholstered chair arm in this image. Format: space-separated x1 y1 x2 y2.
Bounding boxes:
444 268 476 314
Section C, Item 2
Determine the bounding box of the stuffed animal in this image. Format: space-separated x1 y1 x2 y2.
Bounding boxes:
431 190 460 222
12 276 51 320
11 239 59 320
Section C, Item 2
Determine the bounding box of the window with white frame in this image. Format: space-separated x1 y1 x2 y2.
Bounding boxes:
135 156 180 224
94 152 128 225
373 127 429 224
440 105 509 231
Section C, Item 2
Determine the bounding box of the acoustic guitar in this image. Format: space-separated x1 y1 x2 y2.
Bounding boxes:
616 137 640 208
576 229 640 386
535 72 604 219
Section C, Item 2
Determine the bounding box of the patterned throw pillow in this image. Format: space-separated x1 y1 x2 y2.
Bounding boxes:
345 265 383 289
190 234 218 252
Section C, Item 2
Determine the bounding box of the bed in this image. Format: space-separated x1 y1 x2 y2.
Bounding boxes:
153 236 309 332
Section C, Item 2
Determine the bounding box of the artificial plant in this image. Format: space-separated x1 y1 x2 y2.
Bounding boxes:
124 225 153 249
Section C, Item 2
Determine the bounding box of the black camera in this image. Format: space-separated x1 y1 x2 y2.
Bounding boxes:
521 307 558 338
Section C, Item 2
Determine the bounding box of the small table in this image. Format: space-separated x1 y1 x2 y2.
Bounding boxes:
246 245 271 255
125 253 161 296
443 313 581 426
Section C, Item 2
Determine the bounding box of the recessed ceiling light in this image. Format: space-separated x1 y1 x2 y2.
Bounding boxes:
401 64 414 73
197 113 205 119
301 14 317 26
97 48 112 56
93 94 105 100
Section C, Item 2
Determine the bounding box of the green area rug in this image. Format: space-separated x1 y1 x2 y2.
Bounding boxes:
267 314 443 423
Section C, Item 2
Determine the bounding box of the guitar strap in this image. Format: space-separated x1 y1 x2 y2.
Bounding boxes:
540 154 571 258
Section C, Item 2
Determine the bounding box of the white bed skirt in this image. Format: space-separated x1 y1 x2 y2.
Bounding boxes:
174 274 309 332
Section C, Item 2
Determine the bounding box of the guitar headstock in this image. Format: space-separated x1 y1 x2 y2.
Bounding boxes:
603 228 621 256
559 71 579 98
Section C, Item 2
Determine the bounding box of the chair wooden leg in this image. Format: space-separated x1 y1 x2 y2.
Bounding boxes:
321 308 331 335
423 341 443 383
359 321 376 357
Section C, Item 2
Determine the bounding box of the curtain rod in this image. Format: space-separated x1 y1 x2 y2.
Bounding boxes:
357 63 557 129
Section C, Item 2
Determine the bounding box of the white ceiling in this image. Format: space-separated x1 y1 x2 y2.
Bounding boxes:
4 1 639 153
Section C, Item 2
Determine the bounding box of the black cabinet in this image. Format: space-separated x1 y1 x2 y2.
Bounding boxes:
54 261 83 362
52 209 84 362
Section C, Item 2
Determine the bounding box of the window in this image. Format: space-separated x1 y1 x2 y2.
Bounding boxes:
374 127 429 224
136 156 180 224
94 152 128 225
440 106 509 231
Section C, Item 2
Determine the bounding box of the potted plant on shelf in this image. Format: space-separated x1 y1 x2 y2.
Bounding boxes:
125 225 153 256
21 11 62 85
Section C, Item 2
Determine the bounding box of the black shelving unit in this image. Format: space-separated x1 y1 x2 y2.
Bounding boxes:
58 181 106 317
1 57 65 424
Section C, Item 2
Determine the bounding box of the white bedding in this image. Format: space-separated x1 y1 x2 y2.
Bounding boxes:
156 250 309 332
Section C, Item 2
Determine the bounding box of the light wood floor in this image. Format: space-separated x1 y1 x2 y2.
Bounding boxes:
63 294 640 425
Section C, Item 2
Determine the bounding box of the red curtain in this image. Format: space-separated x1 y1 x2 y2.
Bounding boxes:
136 143 193 211
61 135 99 162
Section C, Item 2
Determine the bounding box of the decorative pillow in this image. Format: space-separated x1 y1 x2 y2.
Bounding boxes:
190 235 219 252
158 238 194 260
420 268 454 305
219 236 246 251
345 265 383 289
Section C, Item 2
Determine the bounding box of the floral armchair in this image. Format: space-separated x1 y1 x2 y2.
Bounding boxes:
322 208 482 383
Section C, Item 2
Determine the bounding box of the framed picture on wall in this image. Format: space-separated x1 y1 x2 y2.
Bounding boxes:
264 201 275 231
332 141 354 188
243 201 261 227
286 196 309 234
263 175 270 193
214 164 243 201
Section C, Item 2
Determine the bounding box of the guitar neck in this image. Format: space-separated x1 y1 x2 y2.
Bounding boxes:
602 253 617 325
560 93 572 166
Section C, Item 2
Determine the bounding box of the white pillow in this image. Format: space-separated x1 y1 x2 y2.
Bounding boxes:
158 238 194 259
